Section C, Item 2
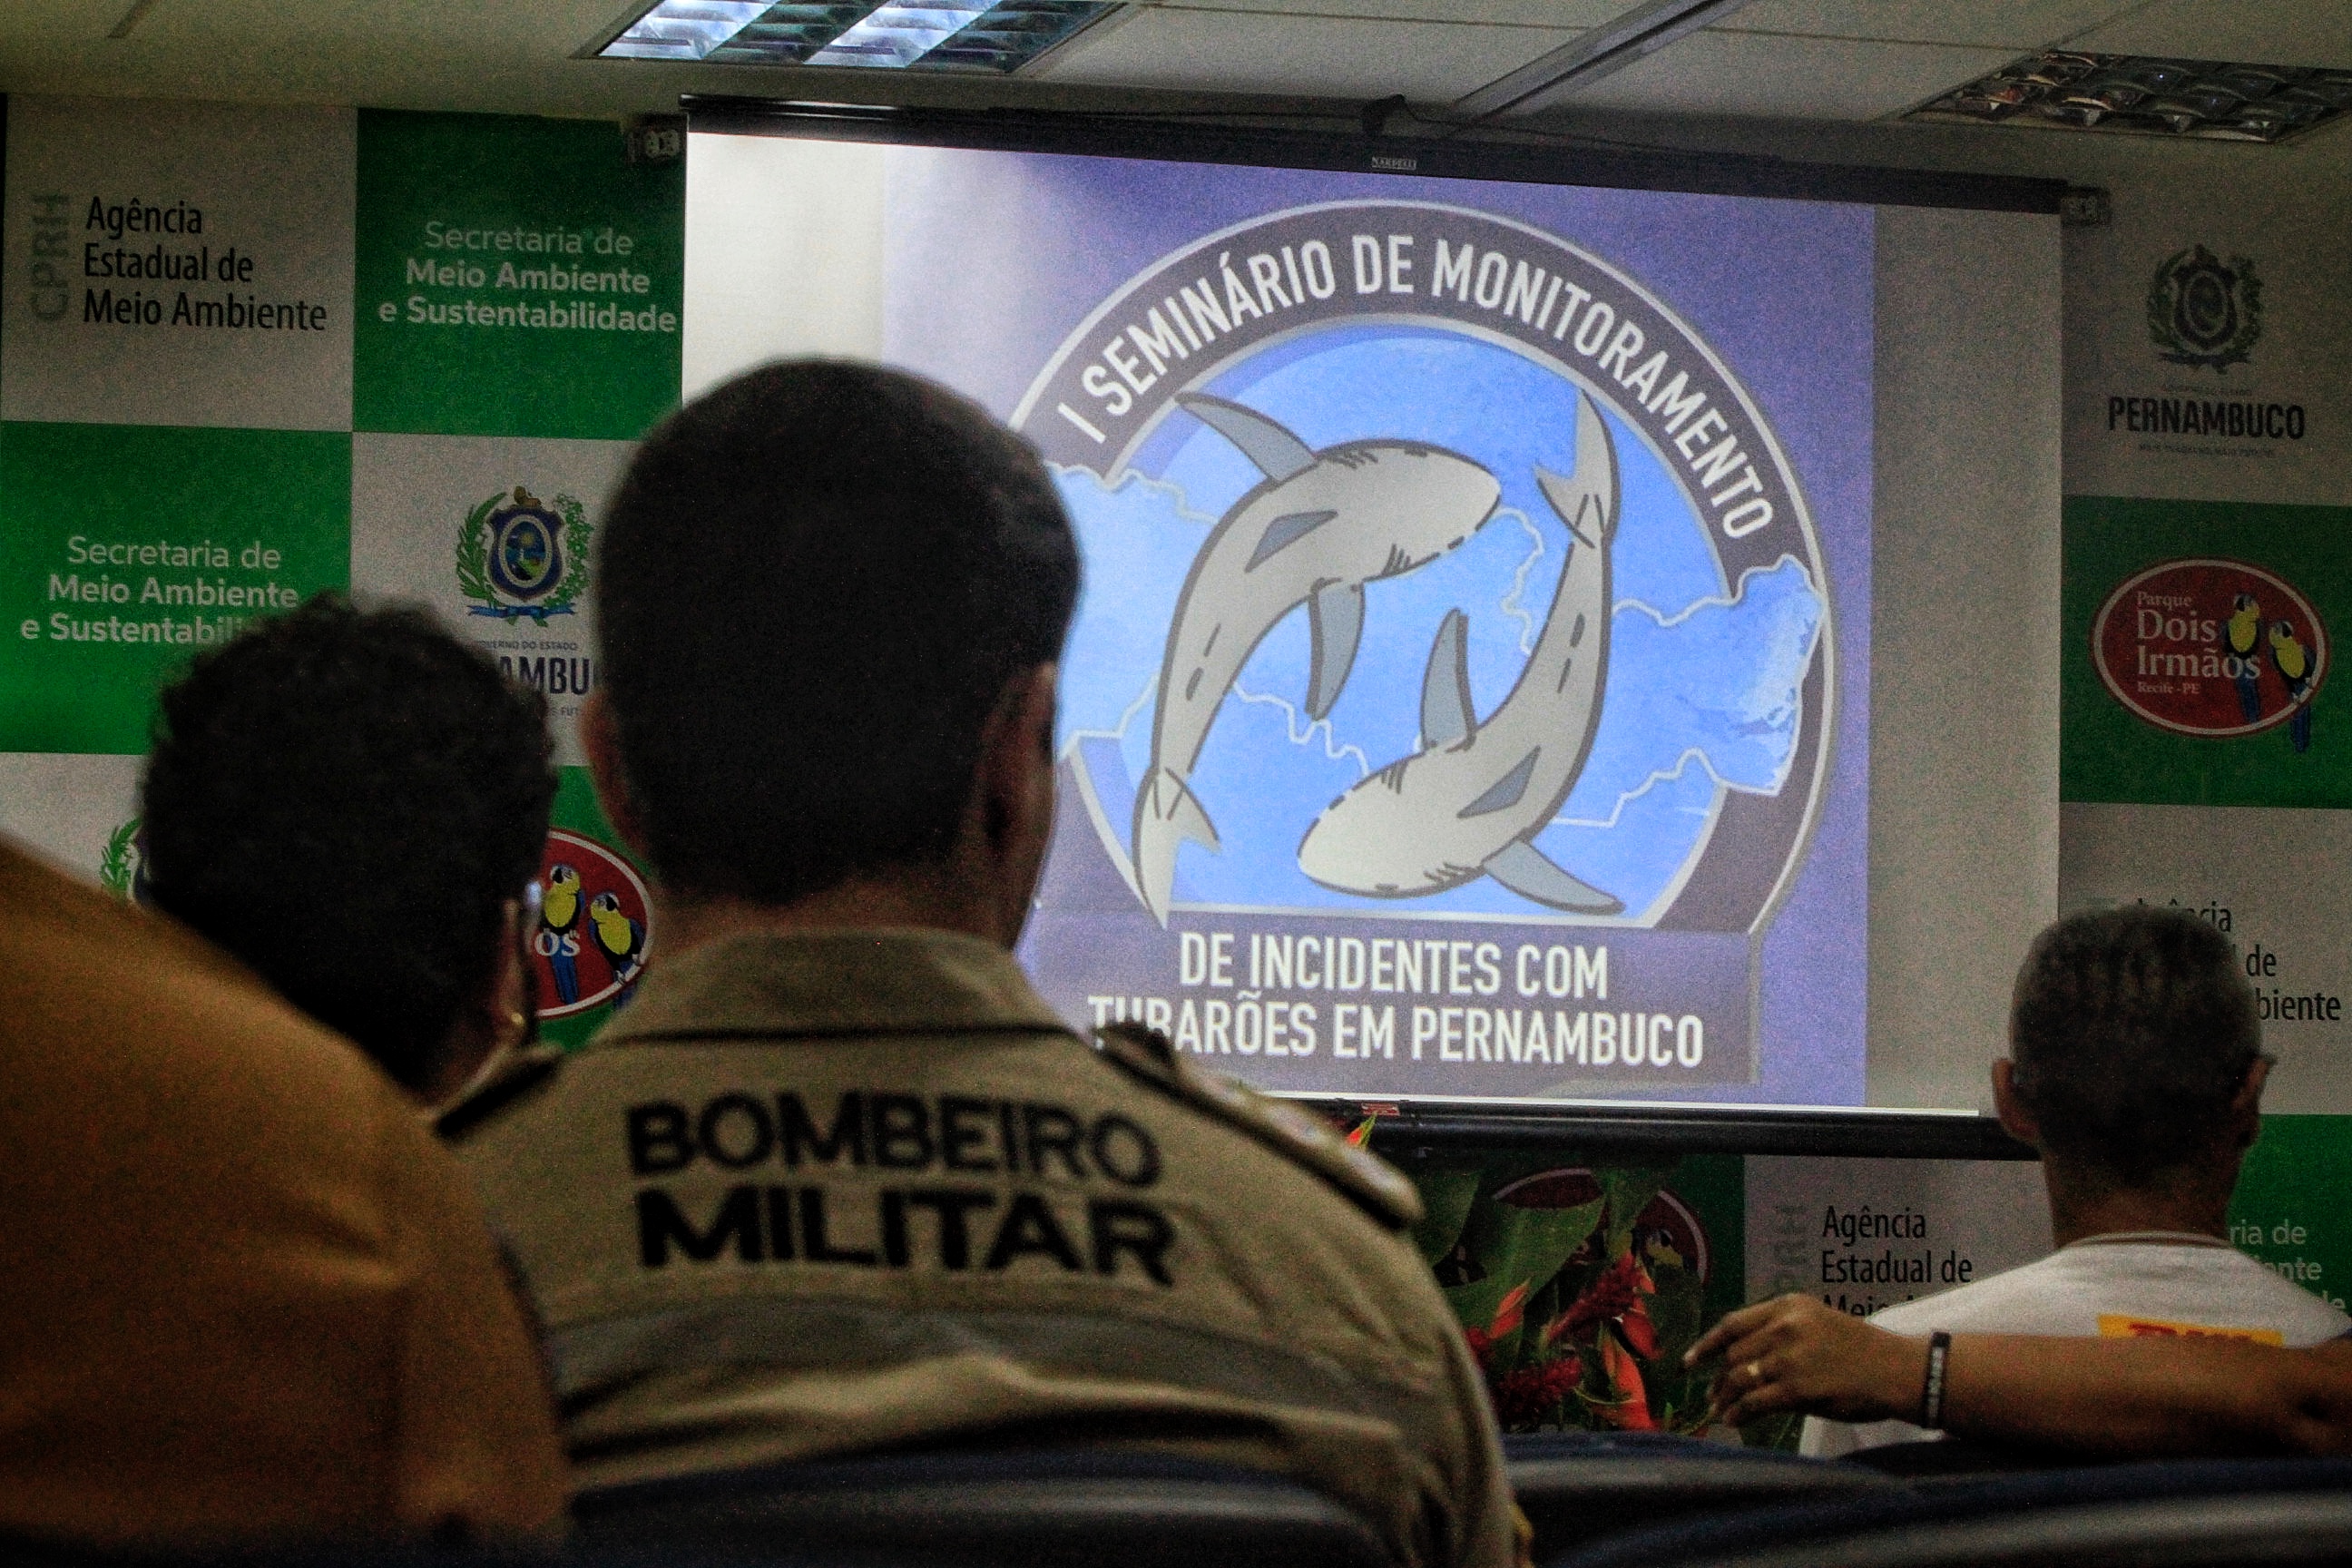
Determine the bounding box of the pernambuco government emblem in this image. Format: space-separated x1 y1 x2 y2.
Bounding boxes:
457 485 590 622
2147 245 2262 373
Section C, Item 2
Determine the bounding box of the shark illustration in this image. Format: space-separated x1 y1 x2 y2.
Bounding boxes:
1296 391 1622 915
1131 392 1504 925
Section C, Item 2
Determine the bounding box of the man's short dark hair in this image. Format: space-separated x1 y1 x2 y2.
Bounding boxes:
2009 905 2263 1183
142 595 556 1091
597 360 1080 905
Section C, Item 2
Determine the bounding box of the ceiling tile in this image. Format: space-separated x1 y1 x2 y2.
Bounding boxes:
1719 0 2132 50
1039 6 1577 98
1551 28 2017 118
0 0 693 116
1159 0 1640 24
2065 0 2352 69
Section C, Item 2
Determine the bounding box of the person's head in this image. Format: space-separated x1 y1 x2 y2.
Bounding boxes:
587 360 1080 946
1997 906 2269 1195
141 594 557 1104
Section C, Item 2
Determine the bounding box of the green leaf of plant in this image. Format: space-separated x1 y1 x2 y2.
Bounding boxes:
1600 1164 1674 1256
1445 1187 1604 1357
551 495 593 612
1408 1166 1483 1266
1644 1263 1707 1369
99 818 139 898
456 493 498 604
1740 1410 1804 1453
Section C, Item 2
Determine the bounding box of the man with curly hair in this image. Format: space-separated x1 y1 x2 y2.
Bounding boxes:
139 593 558 1105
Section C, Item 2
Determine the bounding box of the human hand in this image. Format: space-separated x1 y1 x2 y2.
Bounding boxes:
1684 1294 1931 1426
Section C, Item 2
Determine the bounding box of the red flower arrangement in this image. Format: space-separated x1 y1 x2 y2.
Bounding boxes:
1551 1251 1651 1342
1455 1210 1700 1434
1494 1356 1586 1428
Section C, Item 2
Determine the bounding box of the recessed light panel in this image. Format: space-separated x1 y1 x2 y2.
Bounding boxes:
1910 51 2352 143
601 0 1115 71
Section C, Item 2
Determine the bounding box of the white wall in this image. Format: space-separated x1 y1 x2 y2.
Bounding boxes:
1867 205 2063 1110
683 132 886 399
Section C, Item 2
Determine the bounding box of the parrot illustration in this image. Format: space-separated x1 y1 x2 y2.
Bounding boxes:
2227 593 2264 725
587 889 645 996
540 863 583 1004
1639 1230 1687 1274
2269 620 2314 754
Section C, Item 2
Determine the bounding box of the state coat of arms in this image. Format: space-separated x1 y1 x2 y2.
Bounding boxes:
457 485 591 622
2147 245 2262 373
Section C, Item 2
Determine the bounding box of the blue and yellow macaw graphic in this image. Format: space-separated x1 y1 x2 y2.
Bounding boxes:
587 888 644 998
2269 620 2314 754
540 862 583 1004
2227 593 2263 725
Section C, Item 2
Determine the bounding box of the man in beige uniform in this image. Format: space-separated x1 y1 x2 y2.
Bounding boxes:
0 838 564 1547
457 362 1517 1568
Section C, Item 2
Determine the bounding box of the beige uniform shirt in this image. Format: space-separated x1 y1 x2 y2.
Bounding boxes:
0 840 565 1547
459 927 1514 1568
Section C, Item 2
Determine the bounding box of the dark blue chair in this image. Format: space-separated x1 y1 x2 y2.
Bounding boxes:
1504 1430 1903 1558
1544 1455 2352 1568
572 1446 1395 1568
1841 1435 2112 1478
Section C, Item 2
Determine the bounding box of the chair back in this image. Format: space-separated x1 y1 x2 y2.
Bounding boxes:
1504 1430 1904 1558
573 1447 1396 1568
1545 1455 2352 1568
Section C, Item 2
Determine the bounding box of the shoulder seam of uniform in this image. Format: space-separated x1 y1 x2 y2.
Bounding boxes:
436 1047 565 1142
1093 1046 1415 1233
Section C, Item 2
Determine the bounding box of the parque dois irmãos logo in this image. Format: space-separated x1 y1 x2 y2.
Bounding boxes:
2093 559 2324 750
532 829 652 1017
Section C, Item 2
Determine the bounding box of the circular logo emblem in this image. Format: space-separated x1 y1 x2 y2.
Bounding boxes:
532 828 652 1017
2092 558 2325 740
1015 200 1830 933
2147 245 2262 373
490 503 563 602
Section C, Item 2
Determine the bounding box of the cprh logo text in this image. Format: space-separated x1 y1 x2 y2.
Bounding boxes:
533 828 652 1017
2093 559 2325 751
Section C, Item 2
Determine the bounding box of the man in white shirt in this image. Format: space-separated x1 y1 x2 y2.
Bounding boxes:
1805 905 2349 1458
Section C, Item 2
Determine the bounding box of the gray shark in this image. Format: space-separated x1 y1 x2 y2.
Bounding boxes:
1131 393 1504 925
1296 390 1622 915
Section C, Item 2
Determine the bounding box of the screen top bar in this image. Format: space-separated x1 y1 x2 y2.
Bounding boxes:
681 95 2067 215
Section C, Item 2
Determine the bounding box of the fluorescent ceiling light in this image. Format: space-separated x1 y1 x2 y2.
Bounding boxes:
599 0 1114 71
603 2 771 61
1909 51 2352 144
809 5 994 67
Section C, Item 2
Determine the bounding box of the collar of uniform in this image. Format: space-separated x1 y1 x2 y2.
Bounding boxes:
2061 1230 2231 1250
593 926 1072 1045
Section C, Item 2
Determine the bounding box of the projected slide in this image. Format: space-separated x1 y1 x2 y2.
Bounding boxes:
879 153 1872 1102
